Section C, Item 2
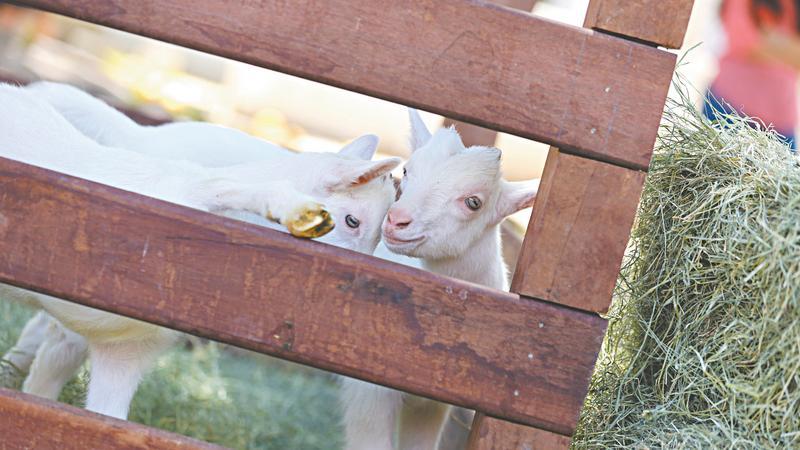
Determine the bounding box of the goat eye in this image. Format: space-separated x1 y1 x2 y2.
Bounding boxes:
402 168 407 177
465 196 482 211
345 214 360 228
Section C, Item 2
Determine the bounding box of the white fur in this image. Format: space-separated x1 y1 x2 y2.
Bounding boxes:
340 109 539 450
0 82 400 419
26 82 397 255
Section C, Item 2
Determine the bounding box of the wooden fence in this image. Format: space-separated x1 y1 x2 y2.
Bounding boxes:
0 0 694 448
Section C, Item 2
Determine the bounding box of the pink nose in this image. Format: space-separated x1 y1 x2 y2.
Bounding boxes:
386 208 412 229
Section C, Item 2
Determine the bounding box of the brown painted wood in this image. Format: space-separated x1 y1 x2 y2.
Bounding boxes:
584 0 695 49
437 0 539 151
467 414 571 449
0 157 605 435
511 148 645 313
0 388 222 449
13 0 674 170
494 0 537 12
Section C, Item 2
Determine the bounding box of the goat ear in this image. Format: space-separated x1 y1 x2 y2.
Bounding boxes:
408 108 432 151
324 157 402 191
338 134 379 160
494 179 539 222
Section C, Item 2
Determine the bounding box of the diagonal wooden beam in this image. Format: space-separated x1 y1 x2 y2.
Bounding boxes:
0 156 605 435
0 389 222 449
584 0 694 49
11 0 674 170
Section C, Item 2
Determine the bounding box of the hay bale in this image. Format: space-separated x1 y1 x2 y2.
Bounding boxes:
573 86 800 449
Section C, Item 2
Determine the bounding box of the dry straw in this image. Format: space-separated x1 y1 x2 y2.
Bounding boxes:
573 80 800 449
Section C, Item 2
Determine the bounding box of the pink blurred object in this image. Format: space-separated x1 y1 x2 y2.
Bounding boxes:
712 0 798 132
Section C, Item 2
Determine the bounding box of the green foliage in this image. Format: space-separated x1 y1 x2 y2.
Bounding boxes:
0 301 342 449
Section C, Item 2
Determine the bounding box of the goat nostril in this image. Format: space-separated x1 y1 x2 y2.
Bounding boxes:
387 209 412 228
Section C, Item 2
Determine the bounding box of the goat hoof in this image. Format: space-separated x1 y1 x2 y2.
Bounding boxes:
285 203 335 238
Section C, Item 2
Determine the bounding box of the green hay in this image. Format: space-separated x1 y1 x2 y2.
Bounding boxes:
573 83 800 448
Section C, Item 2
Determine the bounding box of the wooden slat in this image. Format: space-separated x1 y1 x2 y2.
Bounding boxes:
0 157 604 435
584 0 694 49
511 149 645 313
467 415 571 449
437 0 539 149
13 0 674 170
0 388 220 449
494 0 537 11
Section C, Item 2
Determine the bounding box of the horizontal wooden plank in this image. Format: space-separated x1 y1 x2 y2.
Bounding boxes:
467 414 571 449
0 388 221 449
511 148 645 313
0 157 605 434
584 0 694 49
13 0 674 170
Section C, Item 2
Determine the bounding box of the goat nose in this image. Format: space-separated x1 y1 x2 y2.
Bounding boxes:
387 208 412 229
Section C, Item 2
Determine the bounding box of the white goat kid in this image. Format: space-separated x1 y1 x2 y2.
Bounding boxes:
340 109 539 450
0 83 400 419
25 81 396 255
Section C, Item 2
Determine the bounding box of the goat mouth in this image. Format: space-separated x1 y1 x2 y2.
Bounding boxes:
383 234 425 246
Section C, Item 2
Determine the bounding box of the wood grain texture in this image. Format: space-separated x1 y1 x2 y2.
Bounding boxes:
467 414 571 450
493 0 537 12
584 0 695 49
511 149 645 313
0 157 605 434
14 0 675 170
437 0 539 150
0 389 221 449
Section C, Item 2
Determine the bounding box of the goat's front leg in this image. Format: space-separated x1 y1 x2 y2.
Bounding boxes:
340 378 403 450
398 397 451 450
23 317 87 400
84 335 175 419
1 311 51 379
190 179 334 238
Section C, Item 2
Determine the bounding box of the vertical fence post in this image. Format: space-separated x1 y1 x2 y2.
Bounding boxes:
466 1 695 448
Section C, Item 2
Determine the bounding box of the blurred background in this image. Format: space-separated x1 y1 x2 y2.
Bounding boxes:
0 1 762 449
